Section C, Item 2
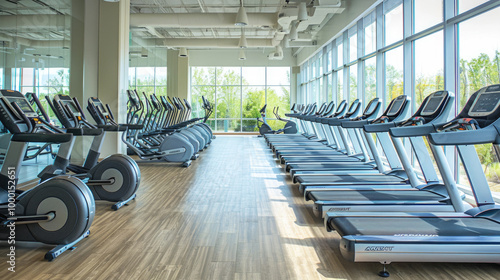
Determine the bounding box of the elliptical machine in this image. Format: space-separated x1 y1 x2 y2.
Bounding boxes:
35 94 140 211
0 89 95 261
272 106 298 134
257 104 297 135
126 90 195 167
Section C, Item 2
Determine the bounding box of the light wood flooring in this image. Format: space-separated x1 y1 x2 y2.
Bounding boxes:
1 135 500 279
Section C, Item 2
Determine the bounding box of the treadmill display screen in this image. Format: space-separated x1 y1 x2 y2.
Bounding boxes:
62 101 80 115
348 100 358 113
364 99 378 114
421 93 446 116
97 103 106 114
387 98 404 116
336 102 346 113
469 87 500 116
10 97 35 113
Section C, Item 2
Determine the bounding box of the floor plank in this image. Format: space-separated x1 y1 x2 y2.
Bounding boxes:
1 136 499 279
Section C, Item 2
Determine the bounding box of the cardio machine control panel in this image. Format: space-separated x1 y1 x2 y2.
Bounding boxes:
469 85 500 117
0 90 63 134
437 84 500 131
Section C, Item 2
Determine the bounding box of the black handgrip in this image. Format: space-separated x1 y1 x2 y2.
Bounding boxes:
10 102 33 132
328 118 354 126
72 97 86 119
105 104 115 120
11 133 72 143
66 128 103 136
341 120 369 128
363 122 397 132
28 93 51 122
389 124 437 138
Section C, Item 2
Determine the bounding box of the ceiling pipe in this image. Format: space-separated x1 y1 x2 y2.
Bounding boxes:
130 13 276 29
162 38 274 48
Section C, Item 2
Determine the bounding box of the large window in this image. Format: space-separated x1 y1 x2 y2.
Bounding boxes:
414 0 443 33
297 0 500 198
128 67 167 97
385 46 404 106
384 1 403 46
414 31 444 106
364 57 377 102
191 67 291 133
458 6 500 194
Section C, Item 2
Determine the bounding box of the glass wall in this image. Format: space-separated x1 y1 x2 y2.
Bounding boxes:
458 6 500 195
297 0 500 198
0 1 72 125
128 67 168 97
191 67 291 132
128 45 168 98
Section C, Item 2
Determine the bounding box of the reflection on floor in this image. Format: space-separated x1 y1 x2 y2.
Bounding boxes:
0 136 499 279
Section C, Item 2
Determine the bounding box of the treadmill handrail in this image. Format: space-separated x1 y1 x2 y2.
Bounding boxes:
363 122 399 133
428 125 499 146
389 124 438 138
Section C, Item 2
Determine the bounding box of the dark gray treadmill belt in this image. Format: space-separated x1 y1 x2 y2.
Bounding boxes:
288 163 374 170
331 217 500 237
279 151 343 156
309 190 444 202
283 156 360 162
296 174 404 184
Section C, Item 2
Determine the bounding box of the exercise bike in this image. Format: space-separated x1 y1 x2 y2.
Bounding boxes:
0 89 95 261
35 94 140 211
257 104 298 135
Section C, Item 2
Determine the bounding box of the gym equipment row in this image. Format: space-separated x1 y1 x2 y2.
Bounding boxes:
125 89 214 167
263 85 500 277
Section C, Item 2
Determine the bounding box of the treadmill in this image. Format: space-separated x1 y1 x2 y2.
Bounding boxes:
285 95 411 175
276 98 381 161
267 101 339 150
267 101 342 151
296 91 454 196
325 84 500 276
278 100 364 164
302 91 470 217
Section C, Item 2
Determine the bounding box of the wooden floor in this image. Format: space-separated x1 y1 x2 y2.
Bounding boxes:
1 136 500 279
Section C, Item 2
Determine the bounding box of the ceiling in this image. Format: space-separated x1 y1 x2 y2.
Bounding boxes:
0 0 346 61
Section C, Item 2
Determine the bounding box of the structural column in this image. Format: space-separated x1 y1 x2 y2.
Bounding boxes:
98 0 130 155
167 49 189 100
69 0 90 163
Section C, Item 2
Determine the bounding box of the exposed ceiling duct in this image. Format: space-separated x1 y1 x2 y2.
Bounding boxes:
161 38 274 48
130 13 277 29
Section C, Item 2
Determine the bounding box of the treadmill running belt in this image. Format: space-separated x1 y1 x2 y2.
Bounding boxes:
296 174 405 184
310 190 445 202
331 217 500 237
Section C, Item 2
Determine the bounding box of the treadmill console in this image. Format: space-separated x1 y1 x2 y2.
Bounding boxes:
387 95 406 116
62 100 82 116
335 101 347 114
420 91 447 116
469 85 500 116
347 99 360 114
364 98 380 115
0 90 42 133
